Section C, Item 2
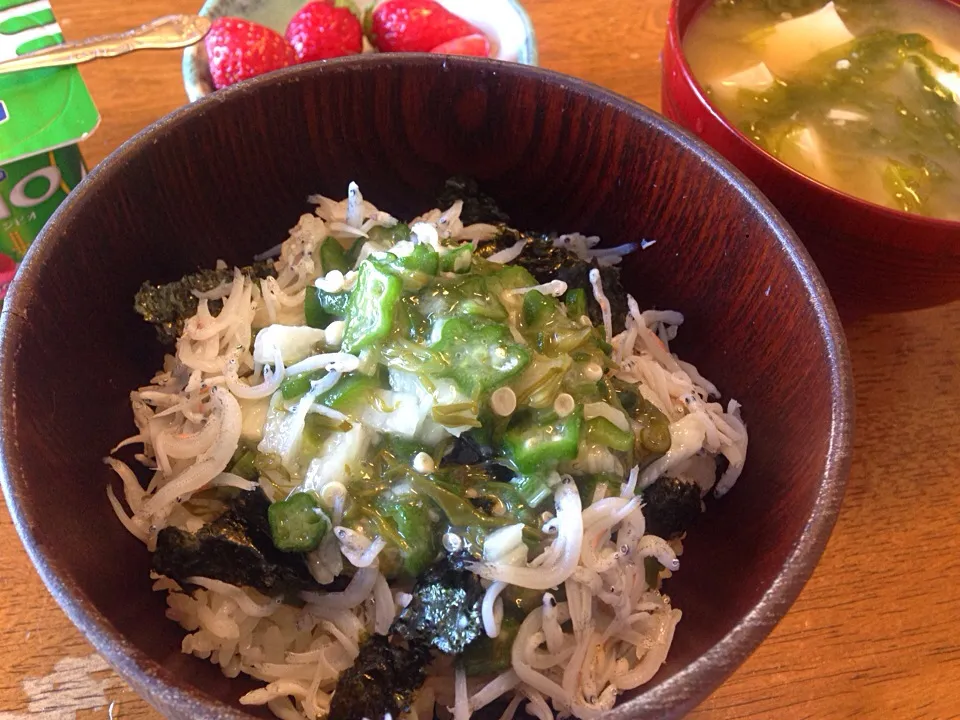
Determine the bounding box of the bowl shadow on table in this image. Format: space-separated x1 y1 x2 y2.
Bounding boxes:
0 56 852 719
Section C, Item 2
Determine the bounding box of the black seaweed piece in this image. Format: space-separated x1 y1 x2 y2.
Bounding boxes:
329 556 485 720
477 229 630 334
327 634 432 720
437 176 511 226
641 476 703 540
440 433 517 485
440 431 495 467
134 260 277 345
558 263 628 336
468 495 497 515
438 439 519 514
152 489 319 597
395 555 485 654
485 463 519 484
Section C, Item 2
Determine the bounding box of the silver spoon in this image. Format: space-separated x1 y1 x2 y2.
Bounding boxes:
0 14 211 76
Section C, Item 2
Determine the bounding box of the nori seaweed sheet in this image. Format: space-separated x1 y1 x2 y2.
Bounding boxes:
394 555 485 655
437 176 511 226
327 634 432 720
328 557 485 720
641 476 703 540
134 260 277 345
152 489 319 597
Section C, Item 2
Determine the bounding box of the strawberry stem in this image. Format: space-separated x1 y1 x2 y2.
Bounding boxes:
334 0 362 19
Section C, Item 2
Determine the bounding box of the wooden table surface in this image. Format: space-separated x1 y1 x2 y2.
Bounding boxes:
2 0 958 718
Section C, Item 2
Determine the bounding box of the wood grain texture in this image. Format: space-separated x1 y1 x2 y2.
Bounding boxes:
0 0 950 718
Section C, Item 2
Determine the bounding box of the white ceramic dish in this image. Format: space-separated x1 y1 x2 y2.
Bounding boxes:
182 0 538 101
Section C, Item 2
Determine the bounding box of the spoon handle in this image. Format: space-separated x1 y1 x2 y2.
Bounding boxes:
0 14 211 76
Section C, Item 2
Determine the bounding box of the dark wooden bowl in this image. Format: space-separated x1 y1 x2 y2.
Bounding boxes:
0 56 853 719
661 0 960 318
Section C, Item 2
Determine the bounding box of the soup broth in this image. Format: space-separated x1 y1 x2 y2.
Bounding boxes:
684 0 960 220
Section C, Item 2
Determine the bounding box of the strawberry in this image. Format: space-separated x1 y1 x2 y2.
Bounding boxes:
285 1 363 63
368 0 483 53
205 17 296 90
429 33 490 58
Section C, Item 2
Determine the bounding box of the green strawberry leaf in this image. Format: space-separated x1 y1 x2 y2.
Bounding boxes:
363 4 375 41
334 0 361 19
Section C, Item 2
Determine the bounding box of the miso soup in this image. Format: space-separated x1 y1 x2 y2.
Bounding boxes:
684 0 960 220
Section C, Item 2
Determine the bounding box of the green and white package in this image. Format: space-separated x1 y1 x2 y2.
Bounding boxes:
0 0 99 300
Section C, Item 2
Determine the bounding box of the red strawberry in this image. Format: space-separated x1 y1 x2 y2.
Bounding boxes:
286 1 363 63
205 17 296 90
369 0 483 53
429 33 490 58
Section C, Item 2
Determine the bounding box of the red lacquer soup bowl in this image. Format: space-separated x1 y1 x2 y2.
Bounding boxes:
662 0 960 317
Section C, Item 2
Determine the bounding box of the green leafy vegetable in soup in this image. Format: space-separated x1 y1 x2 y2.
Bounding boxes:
684 0 960 219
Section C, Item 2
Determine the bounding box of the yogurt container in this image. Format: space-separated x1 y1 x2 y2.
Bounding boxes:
0 0 99 301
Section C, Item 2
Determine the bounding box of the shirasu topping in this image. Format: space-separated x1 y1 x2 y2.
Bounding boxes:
109 183 748 720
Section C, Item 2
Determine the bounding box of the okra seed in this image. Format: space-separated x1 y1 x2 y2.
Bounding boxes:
583 363 604 381
553 393 575 417
320 481 346 507
490 387 517 416
412 452 435 474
